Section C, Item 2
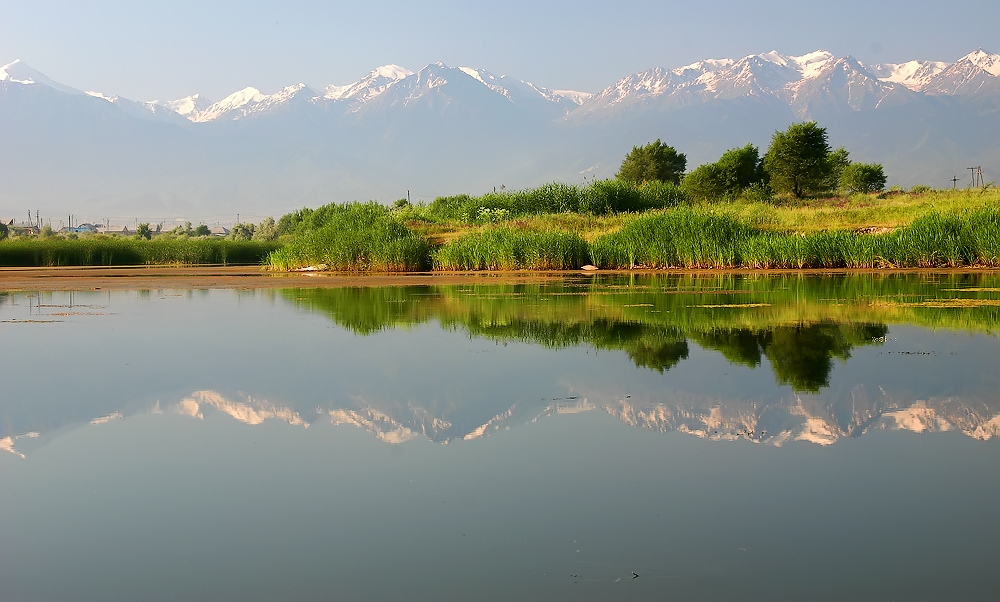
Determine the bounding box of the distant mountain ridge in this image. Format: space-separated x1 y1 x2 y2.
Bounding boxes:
1 49 998 218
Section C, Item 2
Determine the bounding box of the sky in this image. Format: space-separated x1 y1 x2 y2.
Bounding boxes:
2 0 999 102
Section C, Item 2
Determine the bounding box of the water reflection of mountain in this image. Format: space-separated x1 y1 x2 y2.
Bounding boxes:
6 380 1000 458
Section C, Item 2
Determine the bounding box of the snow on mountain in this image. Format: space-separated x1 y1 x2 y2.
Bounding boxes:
155 94 213 117
577 50 836 115
189 84 319 122
551 89 593 105
866 59 949 91
322 64 413 110
0 59 83 95
789 55 910 115
924 48 1000 95
191 86 266 121
965 48 1000 76
84 90 181 120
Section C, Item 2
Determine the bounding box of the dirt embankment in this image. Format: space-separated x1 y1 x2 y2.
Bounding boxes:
0 265 580 291
2 265 997 292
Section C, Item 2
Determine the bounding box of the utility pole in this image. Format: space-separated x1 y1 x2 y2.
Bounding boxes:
968 166 984 187
952 175 959 189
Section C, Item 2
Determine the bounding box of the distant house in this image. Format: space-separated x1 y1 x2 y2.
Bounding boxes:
210 226 230 237
95 223 162 237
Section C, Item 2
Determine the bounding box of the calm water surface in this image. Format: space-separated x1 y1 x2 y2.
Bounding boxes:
1 273 999 601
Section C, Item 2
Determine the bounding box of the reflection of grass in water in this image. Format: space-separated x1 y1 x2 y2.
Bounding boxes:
284 272 1000 338
282 272 999 390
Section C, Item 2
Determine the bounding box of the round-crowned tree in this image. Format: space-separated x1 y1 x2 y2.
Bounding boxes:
763 122 832 198
617 139 687 185
840 162 887 194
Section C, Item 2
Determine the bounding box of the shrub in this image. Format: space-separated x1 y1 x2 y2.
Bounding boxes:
841 163 887 194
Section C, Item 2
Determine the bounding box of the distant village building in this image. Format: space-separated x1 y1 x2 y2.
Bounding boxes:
210 226 230 237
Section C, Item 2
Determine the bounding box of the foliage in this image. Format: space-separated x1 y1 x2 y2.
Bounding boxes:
616 139 687 185
264 202 430 271
194 224 211 237
825 147 851 191
135 223 152 240
0 222 8 241
589 204 1000 270
763 122 833 198
229 222 255 241
682 144 765 201
433 226 589 270
422 179 687 222
840 162 887 194
0 237 279 267
253 217 278 241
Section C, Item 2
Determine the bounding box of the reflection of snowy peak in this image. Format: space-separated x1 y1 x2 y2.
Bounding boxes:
607 388 1000 446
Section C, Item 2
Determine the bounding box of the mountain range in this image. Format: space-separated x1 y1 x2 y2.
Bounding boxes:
2 48 999 221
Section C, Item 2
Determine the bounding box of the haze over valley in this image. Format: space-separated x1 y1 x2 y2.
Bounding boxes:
2 48 999 222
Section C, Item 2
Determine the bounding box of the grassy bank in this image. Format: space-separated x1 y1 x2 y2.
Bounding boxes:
264 202 430 271
0 237 279 267
6 185 998 271
589 205 1000 269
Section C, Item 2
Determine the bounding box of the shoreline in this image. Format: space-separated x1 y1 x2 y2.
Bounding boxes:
1 265 998 292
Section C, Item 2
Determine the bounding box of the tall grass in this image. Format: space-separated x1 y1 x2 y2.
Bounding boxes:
265 202 431 271
428 179 688 222
0 237 279 267
433 226 589 270
590 205 1000 269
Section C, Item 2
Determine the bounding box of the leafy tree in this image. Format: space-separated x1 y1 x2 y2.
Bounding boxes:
0 222 8 241
194 224 211 236
763 122 833 198
825 147 851 190
617 139 687 185
40 224 54 238
229 222 255 241
135 223 152 240
682 143 765 201
253 217 278 241
840 162 887 194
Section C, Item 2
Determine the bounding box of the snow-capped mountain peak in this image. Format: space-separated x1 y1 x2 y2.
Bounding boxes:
755 50 835 79
867 59 950 91
372 64 413 80
154 93 213 117
922 48 1000 95
963 48 1000 76
193 86 266 122
1 59 83 95
322 64 412 110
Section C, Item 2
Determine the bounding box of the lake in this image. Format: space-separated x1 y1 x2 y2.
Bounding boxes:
2 272 999 601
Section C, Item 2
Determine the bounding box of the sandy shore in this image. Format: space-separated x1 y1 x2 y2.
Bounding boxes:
1 265 996 292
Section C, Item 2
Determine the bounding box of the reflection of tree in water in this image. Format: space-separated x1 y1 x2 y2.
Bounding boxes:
284 286 889 391
694 322 888 392
464 318 689 373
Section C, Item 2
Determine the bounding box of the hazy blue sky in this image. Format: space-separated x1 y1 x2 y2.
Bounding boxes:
2 0 998 101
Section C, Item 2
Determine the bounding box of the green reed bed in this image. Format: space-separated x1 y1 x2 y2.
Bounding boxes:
265 202 431 271
590 205 1000 269
433 226 590 270
428 179 688 222
0 237 279 267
